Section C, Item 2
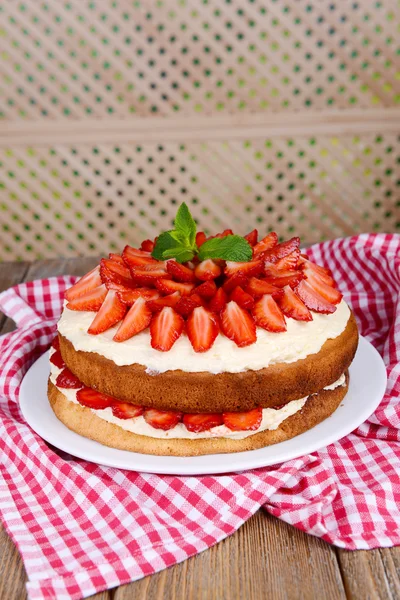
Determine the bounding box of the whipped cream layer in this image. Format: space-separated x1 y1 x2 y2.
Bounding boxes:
49 358 346 440
57 300 350 374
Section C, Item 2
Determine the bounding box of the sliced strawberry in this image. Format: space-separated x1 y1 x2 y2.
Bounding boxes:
224 259 263 278
265 266 303 289
296 280 337 314
150 307 184 351
102 280 139 293
140 239 155 252
299 256 332 277
305 271 343 305
230 286 255 310
100 258 136 289
261 236 300 263
190 293 207 308
113 297 152 342
196 231 207 247
220 301 257 347
278 285 312 322
223 407 262 431
88 290 127 335
156 279 195 296
146 292 181 313
183 412 223 433
193 280 217 299
208 287 228 313
166 259 196 283
50 350 64 369
51 336 60 351
194 259 221 281
117 288 159 306
253 232 278 256
268 248 300 272
108 253 126 266
130 264 170 287
246 277 283 299
64 266 102 302
175 295 203 317
143 408 182 430
77 387 115 410
186 306 219 352
244 229 258 246
302 261 336 287
210 228 233 239
122 245 156 267
111 402 144 419
222 272 249 294
67 284 108 312
56 367 82 389
252 294 287 332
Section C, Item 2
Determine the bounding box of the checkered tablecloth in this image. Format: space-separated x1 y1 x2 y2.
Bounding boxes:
0 233 399 600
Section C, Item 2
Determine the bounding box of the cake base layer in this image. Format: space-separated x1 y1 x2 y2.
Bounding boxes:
48 374 348 457
58 312 358 413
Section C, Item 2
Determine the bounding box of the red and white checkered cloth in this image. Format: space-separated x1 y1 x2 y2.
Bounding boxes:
0 233 399 600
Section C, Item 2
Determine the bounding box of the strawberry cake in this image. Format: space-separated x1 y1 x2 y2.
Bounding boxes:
48 204 358 456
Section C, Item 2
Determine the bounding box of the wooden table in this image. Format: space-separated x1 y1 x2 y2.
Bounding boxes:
0 258 399 600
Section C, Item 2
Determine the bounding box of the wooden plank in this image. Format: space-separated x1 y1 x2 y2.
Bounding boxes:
337 547 400 600
0 261 111 600
0 261 30 333
114 511 346 600
24 257 100 281
1 108 400 146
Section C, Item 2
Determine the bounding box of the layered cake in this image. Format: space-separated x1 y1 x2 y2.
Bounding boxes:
48 203 358 456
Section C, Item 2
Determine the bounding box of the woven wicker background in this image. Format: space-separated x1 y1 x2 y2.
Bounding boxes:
0 0 399 260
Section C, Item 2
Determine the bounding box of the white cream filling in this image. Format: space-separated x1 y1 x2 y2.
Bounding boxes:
49 355 346 440
57 299 350 374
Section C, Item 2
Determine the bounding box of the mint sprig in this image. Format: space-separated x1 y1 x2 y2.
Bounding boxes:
151 202 252 263
198 235 252 262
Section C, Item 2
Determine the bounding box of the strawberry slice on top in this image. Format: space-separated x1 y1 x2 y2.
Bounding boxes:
253 232 278 256
156 279 195 296
147 291 181 313
64 266 102 302
296 280 337 314
166 259 196 283
220 301 257 347
224 259 263 278
194 259 221 281
66 284 108 312
278 285 312 322
150 306 184 351
113 297 152 342
252 294 287 332
244 229 258 246
186 306 219 352
88 290 127 335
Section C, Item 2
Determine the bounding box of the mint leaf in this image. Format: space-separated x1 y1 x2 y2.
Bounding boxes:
198 235 252 262
162 247 194 262
152 231 196 263
174 202 196 247
151 231 180 260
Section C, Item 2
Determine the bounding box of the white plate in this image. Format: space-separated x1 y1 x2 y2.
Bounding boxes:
19 336 387 475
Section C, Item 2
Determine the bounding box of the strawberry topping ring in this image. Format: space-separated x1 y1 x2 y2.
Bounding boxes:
64 203 342 352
